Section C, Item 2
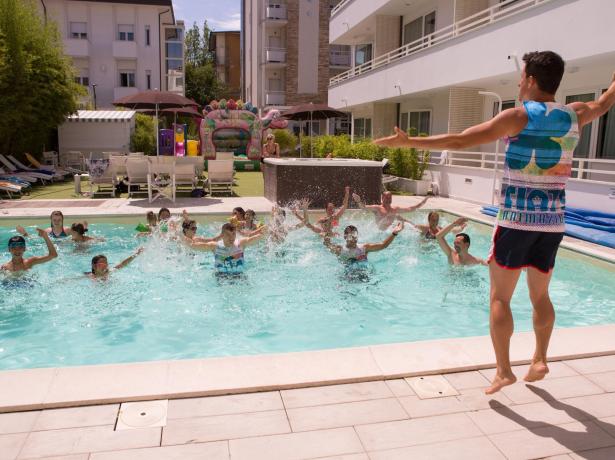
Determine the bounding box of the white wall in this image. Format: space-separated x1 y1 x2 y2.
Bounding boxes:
429 164 615 213
58 119 135 155
297 0 320 94
329 0 615 109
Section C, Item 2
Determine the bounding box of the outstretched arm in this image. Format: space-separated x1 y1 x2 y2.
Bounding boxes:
436 217 467 262
396 195 430 213
570 72 615 128
323 236 342 256
364 222 404 253
373 108 527 150
16 225 30 237
27 229 58 267
240 226 267 247
115 247 144 270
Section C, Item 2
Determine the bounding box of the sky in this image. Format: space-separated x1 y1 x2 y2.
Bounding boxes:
173 0 241 32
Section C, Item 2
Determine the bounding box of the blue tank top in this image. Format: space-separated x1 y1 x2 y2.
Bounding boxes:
498 101 579 233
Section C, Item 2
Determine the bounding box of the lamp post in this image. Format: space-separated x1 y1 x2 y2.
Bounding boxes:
91 84 97 110
479 91 502 205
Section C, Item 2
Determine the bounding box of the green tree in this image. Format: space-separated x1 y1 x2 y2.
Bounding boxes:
130 114 156 155
0 0 84 155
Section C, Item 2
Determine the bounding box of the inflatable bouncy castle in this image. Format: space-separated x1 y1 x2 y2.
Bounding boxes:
199 99 288 160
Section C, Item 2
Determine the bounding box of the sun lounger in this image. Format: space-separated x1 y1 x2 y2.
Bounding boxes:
205 159 234 196
9 155 67 180
125 156 150 198
0 155 53 183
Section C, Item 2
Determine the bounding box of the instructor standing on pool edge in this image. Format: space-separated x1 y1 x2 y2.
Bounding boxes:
373 51 615 394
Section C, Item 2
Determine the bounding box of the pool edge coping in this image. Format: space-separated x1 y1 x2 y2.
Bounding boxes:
0 324 614 413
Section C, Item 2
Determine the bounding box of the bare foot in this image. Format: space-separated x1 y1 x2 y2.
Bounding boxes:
485 372 517 395
524 361 549 382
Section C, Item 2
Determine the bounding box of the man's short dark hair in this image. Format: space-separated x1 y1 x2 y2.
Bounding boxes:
522 51 565 95
344 225 358 235
222 223 236 232
456 233 471 245
8 236 26 248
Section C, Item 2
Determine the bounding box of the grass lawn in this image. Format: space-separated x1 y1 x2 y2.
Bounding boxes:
2 172 265 200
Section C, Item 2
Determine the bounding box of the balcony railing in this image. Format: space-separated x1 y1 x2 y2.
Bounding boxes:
330 0 554 86
331 0 353 17
266 4 288 20
265 47 287 64
266 91 286 106
431 150 615 185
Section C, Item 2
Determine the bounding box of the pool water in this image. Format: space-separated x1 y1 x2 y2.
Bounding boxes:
0 212 613 370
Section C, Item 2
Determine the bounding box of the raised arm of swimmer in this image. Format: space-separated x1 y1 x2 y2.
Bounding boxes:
436 217 467 263
334 186 351 219
396 196 430 213
28 229 58 267
115 247 144 270
352 193 379 212
364 222 404 253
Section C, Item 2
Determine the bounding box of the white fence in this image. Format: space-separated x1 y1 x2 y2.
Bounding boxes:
330 0 554 86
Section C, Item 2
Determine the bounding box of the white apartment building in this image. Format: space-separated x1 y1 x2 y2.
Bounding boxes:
38 0 185 108
242 0 352 134
328 0 615 162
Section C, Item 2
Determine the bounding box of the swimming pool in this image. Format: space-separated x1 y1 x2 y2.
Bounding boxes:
0 211 613 370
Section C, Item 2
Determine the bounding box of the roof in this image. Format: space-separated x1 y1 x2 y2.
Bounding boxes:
66 110 136 122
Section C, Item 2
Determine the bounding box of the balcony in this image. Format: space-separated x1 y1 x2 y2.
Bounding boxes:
112 40 138 59
114 87 139 101
265 4 288 23
64 39 89 57
266 91 286 106
263 48 287 68
328 0 614 109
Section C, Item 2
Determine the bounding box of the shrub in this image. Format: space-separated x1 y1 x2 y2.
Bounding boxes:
272 129 297 155
130 114 156 155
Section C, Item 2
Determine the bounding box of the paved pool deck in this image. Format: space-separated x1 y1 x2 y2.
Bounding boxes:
1 195 614 459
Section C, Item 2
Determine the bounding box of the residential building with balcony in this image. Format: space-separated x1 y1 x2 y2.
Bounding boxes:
328 0 615 166
38 0 184 108
242 0 352 135
209 30 241 100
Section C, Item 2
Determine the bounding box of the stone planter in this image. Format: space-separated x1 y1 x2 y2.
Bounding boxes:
393 177 431 195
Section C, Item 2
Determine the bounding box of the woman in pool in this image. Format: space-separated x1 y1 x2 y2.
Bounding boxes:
294 187 350 238
239 209 264 236
69 222 103 243
183 222 266 275
323 222 404 267
135 211 158 235
229 207 246 229
411 211 467 240
268 205 305 244
16 210 70 239
87 248 144 280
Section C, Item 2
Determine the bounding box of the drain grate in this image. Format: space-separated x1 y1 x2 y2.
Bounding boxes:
116 400 168 430
406 375 459 399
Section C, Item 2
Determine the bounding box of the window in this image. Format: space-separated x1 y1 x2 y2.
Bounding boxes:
118 24 135 41
403 11 436 47
74 76 89 86
166 59 183 73
353 118 372 139
492 100 516 117
70 22 87 39
165 28 183 41
146 70 151 90
354 44 372 67
597 89 615 159
400 111 430 135
145 25 151 46
566 93 594 158
165 43 183 59
119 71 135 87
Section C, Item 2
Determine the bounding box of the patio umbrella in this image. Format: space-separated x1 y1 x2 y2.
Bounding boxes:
283 103 347 157
137 106 203 155
113 91 199 155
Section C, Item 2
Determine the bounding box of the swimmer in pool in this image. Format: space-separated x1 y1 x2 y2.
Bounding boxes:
352 191 429 230
69 222 103 243
229 207 246 229
136 211 158 235
87 248 144 279
16 210 70 239
183 222 266 274
1 229 58 273
295 187 350 238
323 222 405 266
268 204 305 244
240 209 264 236
436 217 486 266
411 211 466 240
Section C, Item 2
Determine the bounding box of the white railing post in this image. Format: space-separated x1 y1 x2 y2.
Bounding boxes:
578 159 585 180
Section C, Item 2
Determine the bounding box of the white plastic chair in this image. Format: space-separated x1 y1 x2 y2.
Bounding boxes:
206 160 234 196
86 154 117 197
147 157 176 203
125 157 150 198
